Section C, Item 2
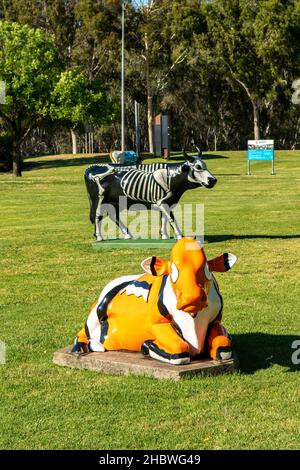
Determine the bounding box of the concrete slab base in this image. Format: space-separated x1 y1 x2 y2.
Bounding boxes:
53 346 238 380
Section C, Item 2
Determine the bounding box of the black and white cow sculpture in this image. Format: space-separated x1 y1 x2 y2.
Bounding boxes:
85 150 217 241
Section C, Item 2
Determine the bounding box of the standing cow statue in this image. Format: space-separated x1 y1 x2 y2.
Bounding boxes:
85 149 217 241
72 237 237 364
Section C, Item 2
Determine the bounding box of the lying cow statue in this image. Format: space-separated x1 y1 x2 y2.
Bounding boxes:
72 237 237 364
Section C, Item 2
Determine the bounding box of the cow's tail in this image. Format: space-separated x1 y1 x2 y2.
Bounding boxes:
84 170 97 224
88 192 96 224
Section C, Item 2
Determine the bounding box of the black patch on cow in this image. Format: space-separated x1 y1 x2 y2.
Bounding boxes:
208 277 224 324
85 321 90 339
224 253 230 271
120 280 152 301
97 280 132 343
171 322 184 339
157 275 172 320
141 340 189 361
100 320 109 344
96 280 131 321
150 256 157 276
215 346 232 360
130 280 152 291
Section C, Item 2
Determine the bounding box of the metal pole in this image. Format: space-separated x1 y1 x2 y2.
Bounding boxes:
135 100 140 158
247 159 251 176
272 158 275 175
121 0 125 152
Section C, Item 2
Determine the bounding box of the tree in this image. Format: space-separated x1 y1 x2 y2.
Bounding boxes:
50 68 114 154
44 0 77 62
1 1 77 62
0 21 61 176
203 0 300 140
0 0 78 64
70 1 122 150
72 0 121 82
129 0 174 153
1 0 45 27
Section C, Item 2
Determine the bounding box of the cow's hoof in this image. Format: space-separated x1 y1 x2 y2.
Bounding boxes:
89 339 105 352
215 346 232 361
141 341 150 356
71 340 89 356
161 234 169 240
95 236 103 242
124 233 132 240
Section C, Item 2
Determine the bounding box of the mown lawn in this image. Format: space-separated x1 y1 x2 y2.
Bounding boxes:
0 150 299 450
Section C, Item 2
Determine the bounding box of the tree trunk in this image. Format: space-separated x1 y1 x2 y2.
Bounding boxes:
229 70 261 141
12 143 22 177
252 101 260 140
71 128 77 155
147 94 154 154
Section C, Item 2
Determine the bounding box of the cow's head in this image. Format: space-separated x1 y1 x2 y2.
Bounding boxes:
182 149 217 188
141 237 236 316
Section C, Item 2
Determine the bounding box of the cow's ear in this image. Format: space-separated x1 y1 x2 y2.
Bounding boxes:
141 257 170 276
208 253 237 272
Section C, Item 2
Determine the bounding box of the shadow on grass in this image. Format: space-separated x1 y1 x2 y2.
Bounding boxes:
166 153 229 162
205 234 300 243
24 155 111 171
214 173 242 176
23 152 229 171
233 333 299 374
202 153 229 160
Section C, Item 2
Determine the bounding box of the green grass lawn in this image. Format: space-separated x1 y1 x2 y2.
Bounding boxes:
0 150 299 450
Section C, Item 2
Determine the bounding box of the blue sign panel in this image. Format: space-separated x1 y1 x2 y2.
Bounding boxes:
248 140 274 161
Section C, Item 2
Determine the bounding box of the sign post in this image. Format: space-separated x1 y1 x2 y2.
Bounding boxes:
134 101 141 158
247 140 275 175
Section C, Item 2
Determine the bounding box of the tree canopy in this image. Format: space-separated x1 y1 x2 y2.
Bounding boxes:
1 0 300 175
0 20 61 175
51 69 113 128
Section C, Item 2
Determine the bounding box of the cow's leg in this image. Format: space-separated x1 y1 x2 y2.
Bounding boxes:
141 323 190 365
111 205 132 240
156 203 183 239
160 212 169 239
206 320 232 361
71 326 90 355
170 209 182 239
71 303 106 355
95 194 105 241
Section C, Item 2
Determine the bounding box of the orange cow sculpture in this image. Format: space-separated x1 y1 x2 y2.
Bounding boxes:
72 237 237 364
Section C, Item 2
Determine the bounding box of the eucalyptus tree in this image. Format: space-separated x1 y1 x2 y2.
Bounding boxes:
72 0 121 83
129 1 173 152
203 0 300 140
